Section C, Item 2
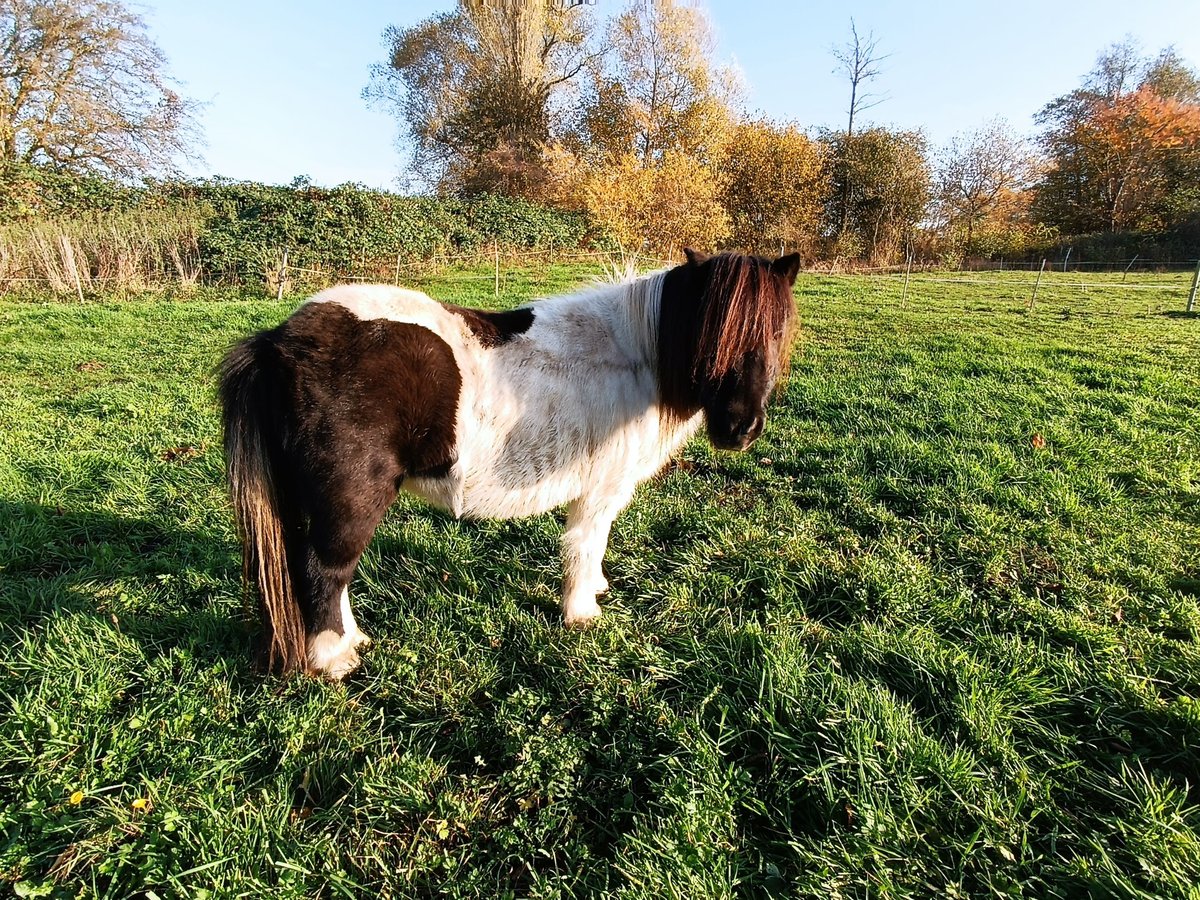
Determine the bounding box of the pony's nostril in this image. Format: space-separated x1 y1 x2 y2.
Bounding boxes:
736 416 763 442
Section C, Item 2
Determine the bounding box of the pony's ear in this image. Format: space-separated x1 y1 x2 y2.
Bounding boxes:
683 247 709 266
771 252 801 285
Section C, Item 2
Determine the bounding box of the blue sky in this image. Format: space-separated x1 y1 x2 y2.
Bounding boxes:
146 0 1200 189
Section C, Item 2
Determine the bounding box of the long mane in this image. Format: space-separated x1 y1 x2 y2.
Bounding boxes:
656 253 797 419
696 253 797 379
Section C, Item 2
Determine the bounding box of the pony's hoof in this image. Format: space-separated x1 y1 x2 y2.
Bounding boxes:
563 606 602 629
320 649 361 681
308 630 364 680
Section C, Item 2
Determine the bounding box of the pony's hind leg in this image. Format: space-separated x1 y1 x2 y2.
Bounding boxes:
300 469 398 679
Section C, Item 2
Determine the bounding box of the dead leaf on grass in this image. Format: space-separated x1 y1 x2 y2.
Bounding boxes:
161 443 205 463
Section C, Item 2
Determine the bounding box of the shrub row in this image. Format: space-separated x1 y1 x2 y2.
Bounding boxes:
0 166 601 289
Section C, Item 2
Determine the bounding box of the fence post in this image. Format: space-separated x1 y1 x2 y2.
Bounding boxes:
494 241 500 300
1187 259 1200 313
1062 247 1072 273
276 247 288 302
1123 255 1139 283
1029 259 1046 312
900 252 912 308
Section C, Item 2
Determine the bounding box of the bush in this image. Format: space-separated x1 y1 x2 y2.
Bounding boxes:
0 167 600 292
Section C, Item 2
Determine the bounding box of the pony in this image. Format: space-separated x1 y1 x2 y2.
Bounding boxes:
219 249 800 679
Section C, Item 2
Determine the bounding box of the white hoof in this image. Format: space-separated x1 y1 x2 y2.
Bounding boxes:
307 629 363 680
563 603 602 629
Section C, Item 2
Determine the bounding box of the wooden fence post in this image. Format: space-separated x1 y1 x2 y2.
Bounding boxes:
494 241 500 300
277 247 288 302
1028 259 1046 312
900 252 912 308
1187 259 1200 313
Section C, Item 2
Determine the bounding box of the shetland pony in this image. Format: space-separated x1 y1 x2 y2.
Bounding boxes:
220 249 800 678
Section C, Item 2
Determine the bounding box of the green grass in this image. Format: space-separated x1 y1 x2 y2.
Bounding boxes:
1 267 1199 898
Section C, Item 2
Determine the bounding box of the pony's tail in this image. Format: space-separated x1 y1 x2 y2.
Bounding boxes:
219 334 307 675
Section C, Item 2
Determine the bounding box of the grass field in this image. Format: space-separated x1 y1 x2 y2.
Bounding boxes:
1 266 1199 898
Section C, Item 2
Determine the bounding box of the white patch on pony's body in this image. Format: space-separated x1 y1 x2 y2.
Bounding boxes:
340 587 370 648
305 275 704 662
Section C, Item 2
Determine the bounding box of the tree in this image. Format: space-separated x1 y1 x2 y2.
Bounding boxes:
0 0 199 178
822 127 930 264
546 0 740 254
830 19 888 242
1034 41 1200 234
936 119 1037 255
367 1 596 195
573 0 737 166
719 118 824 254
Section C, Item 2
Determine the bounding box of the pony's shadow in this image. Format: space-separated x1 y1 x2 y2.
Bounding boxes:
0 498 255 671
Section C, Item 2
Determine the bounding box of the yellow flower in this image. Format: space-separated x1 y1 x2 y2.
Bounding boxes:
131 797 150 811
69 790 84 805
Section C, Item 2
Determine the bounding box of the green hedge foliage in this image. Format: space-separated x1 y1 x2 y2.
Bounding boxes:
0 166 599 286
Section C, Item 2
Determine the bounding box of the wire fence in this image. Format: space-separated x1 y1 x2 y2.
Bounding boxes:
5 241 1199 313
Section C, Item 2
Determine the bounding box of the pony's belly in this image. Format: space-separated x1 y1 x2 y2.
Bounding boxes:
457 471 583 519
401 466 582 520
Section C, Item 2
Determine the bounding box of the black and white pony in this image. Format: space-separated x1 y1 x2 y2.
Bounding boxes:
220 249 800 678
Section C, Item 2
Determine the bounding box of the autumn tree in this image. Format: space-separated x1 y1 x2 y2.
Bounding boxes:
719 119 823 254
821 127 930 264
368 0 596 196
935 119 1037 256
0 0 199 178
571 0 737 165
1034 41 1200 234
548 0 740 255
553 149 729 255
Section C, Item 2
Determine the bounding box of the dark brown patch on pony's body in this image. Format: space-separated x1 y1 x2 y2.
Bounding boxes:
446 305 535 348
220 301 462 671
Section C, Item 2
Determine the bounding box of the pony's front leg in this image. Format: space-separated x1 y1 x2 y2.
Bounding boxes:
561 494 628 627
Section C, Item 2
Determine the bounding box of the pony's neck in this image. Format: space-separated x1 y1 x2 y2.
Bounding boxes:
614 270 667 371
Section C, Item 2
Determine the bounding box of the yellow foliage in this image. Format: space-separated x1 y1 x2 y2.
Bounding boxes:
563 150 730 256
720 120 824 254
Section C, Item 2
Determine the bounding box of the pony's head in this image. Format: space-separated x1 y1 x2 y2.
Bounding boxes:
658 249 800 450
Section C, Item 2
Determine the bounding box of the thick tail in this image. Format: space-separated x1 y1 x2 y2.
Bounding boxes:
219 333 306 674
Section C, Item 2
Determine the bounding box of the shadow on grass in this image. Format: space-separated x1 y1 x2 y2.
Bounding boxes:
0 498 255 668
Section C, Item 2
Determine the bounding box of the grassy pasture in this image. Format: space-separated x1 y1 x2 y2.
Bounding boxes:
1 267 1199 898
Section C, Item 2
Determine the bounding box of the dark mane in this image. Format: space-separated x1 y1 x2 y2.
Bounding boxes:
657 252 798 419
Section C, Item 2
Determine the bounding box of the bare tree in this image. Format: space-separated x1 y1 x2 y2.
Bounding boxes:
831 19 889 240
0 0 201 178
831 19 888 141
